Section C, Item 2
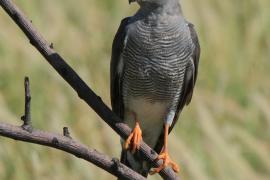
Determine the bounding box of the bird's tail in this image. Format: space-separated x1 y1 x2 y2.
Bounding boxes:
118 149 151 179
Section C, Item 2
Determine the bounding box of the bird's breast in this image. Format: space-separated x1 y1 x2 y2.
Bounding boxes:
122 18 192 103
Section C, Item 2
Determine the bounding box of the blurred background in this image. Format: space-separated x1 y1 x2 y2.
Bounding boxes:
0 0 269 179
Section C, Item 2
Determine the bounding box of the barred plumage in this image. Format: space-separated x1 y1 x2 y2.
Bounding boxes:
110 0 200 177
122 16 193 108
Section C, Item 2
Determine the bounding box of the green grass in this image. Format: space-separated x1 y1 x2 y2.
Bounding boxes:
0 0 269 179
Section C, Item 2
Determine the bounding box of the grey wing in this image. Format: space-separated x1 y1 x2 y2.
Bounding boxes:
154 22 200 154
169 22 201 132
110 17 130 120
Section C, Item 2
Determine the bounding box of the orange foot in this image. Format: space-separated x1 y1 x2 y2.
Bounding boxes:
150 150 180 175
124 122 142 153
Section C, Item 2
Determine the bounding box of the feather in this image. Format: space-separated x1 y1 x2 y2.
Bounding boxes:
110 17 130 120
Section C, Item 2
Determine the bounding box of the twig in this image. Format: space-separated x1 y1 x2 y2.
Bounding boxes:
63 127 71 139
0 122 146 180
0 0 179 179
1 77 146 180
21 76 32 132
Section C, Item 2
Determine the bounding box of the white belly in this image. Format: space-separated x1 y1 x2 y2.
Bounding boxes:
124 97 169 148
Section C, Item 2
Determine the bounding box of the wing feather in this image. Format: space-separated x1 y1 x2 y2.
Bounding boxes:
169 22 201 132
110 17 130 120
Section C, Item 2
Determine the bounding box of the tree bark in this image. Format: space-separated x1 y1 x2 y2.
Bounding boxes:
0 122 146 180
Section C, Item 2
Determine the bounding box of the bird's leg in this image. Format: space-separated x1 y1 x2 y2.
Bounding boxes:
150 123 180 174
124 112 142 154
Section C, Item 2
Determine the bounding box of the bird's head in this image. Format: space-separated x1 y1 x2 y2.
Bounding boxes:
129 0 176 6
128 0 182 14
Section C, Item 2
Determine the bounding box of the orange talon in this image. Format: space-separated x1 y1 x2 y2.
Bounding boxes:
150 151 180 174
124 121 142 153
150 123 180 175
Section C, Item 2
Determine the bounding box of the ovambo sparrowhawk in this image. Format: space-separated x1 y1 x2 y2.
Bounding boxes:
110 0 200 177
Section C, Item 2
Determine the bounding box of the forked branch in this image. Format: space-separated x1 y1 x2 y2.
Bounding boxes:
0 0 179 179
0 77 146 180
0 123 147 180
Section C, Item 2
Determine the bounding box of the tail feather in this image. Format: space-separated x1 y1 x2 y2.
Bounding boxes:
120 150 132 169
118 149 150 179
118 134 165 179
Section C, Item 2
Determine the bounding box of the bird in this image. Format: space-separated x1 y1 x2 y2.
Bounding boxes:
110 0 200 177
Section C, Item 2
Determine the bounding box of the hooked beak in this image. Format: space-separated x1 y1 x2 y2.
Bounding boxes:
129 0 136 4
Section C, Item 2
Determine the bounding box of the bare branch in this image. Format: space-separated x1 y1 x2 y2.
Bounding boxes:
0 77 146 180
0 122 146 180
0 0 179 179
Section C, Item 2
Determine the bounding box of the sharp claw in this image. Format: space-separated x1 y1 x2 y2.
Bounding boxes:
150 151 180 175
124 132 133 149
124 142 128 150
173 166 180 173
157 153 166 159
132 132 138 153
149 166 164 175
171 162 180 173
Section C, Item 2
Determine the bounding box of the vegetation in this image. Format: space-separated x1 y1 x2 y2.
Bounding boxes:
0 0 269 179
